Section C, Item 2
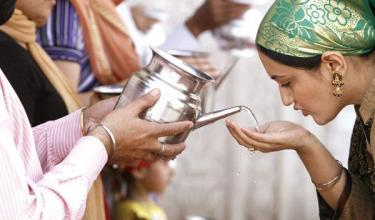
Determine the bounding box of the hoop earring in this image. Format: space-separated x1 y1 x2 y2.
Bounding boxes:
332 72 344 97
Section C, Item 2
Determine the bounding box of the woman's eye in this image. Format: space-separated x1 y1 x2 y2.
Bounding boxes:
281 82 290 87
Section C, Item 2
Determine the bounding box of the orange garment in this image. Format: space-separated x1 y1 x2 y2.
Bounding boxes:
70 0 141 84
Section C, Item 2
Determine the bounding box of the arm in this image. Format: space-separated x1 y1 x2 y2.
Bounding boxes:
185 0 250 37
38 1 92 105
53 60 92 106
0 130 108 219
296 135 346 209
161 0 249 51
33 110 82 173
225 121 355 213
0 71 108 219
54 60 81 92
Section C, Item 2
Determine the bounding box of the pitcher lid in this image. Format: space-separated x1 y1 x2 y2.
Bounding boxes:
151 47 214 83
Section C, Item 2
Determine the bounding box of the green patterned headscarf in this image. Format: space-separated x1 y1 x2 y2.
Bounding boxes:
256 0 375 58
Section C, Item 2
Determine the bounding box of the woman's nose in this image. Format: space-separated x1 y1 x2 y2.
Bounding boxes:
280 88 293 106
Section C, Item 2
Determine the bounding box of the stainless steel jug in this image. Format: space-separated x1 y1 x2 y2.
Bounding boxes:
114 48 244 144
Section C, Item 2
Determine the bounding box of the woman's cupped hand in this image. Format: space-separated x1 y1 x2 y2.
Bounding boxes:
225 120 318 154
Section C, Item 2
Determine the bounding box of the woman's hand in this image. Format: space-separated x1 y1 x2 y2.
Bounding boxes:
225 120 319 154
86 89 193 165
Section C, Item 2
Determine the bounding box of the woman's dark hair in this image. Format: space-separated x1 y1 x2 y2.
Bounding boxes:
257 44 375 70
256 44 322 70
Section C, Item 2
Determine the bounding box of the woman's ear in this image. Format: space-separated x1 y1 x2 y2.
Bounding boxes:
320 52 348 77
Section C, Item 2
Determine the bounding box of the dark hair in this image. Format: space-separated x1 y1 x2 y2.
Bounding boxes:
257 44 375 69
256 44 322 70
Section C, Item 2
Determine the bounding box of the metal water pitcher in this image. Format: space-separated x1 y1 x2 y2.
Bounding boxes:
114 48 242 144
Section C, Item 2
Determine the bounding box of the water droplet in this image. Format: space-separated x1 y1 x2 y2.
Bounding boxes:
248 147 256 156
236 172 241 176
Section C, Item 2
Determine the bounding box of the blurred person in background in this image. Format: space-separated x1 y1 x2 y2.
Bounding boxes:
38 0 141 106
112 160 174 220
0 0 79 125
227 0 375 219
117 0 249 73
116 0 250 77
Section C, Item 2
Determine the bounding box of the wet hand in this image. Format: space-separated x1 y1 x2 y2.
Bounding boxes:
225 120 316 153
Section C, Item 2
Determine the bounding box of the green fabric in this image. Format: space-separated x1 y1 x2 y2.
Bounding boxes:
256 0 375 57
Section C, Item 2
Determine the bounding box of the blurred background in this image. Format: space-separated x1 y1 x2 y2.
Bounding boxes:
124 0 355 219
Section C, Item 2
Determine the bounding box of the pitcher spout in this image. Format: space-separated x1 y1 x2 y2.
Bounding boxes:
193 106 242 130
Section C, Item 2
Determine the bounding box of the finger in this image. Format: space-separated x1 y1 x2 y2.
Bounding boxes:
126 89 161 117
241 127 283 145
160 143 186 159
240 127 287 152
230 122 261 149
227 121 271 152
98 96 118 109
150 121 193 137
226 122 250 147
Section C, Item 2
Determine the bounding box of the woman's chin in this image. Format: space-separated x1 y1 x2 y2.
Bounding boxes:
311 115 331 125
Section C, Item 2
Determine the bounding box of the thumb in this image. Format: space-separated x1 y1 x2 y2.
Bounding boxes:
127 89 161 117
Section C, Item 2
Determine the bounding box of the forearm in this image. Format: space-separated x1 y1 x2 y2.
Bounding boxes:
0 137 107 219
54 60 81 91
297 135 346 209
33 110 82 172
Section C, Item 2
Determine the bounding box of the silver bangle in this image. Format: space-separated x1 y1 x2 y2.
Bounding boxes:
312 160 343 191
97 123 116 156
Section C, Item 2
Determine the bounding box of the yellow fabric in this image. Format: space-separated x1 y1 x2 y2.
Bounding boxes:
113 200 167 220
0 9 80 112
82 177 107 220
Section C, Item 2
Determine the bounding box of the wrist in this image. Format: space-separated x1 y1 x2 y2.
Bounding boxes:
88 126 114 158
296 131 321 155
82 107 95 136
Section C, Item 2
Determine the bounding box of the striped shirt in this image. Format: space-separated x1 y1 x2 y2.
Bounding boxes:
0 68 108 219
37 0 98 92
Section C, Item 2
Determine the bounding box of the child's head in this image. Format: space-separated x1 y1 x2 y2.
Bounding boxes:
125 159 174 194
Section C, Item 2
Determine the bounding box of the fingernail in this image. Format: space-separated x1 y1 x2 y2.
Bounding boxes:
150 89 160 97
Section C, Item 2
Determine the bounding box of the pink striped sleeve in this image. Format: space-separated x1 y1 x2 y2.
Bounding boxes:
28 137 108 219
0 133 108 219
33 110 83 172
0 69 108 219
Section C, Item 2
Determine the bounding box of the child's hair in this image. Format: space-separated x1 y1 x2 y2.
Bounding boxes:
121 161 152 198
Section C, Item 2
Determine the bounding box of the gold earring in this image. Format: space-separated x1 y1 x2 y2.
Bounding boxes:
332 72 344 97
